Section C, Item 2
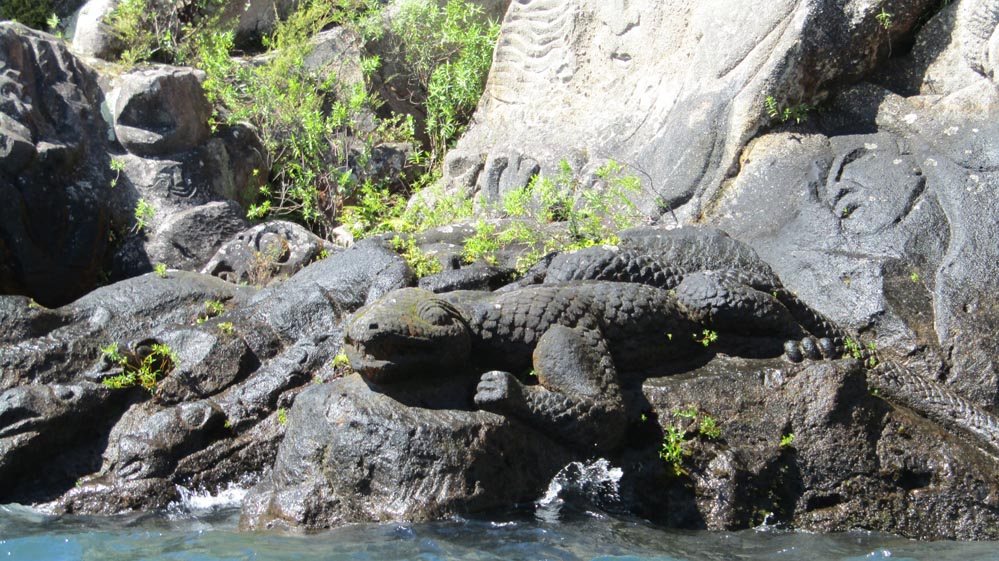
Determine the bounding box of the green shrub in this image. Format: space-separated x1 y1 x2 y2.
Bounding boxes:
497 159 643 254
133 198 155 233
341 179 474 239
389 235 442 278
462 220 501 265
1 0 53 30
386 0 499 167
105 0 227 65
659 425 689 476
764 95 812 125
196 1 400 238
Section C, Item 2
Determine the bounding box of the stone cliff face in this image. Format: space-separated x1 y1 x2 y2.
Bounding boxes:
445 0 937 216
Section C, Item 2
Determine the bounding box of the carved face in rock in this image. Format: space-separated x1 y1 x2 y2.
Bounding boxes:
344 288 471 384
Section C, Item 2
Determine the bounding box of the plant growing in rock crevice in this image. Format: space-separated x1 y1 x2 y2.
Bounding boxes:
100 341 178 393
764 95 813 125
659 407 723 476
389 235 442 278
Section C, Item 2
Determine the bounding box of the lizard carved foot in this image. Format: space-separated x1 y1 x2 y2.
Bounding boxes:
474 371 523 411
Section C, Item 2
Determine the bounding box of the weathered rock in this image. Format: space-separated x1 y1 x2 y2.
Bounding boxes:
444 0 937 216
143 201 249 273
68 0 119 59
0 23 113 306
240 374 574 529
109 66 212 157
704 0 999 409
628 358 999 540
0 240 415 511
104 121 265 279
201 221 329 287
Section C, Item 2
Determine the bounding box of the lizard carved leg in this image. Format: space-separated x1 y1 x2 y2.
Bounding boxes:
475 325 627 453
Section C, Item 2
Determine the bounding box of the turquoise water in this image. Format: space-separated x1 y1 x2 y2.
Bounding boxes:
3 502 999 561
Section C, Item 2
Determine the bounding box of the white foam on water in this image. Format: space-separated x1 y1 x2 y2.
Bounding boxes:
171 481 250 514
536 458 624 518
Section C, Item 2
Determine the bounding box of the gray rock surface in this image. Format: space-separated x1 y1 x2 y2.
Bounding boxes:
201 220 330 286
68 0 118 59
144 201 249 275
0 23 113 306
0 240 415 511
240 374 573 529
630 357 999 539
444 0 937 216
704 0 999 410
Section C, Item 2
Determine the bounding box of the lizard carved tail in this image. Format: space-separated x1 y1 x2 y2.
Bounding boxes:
869 359 999 460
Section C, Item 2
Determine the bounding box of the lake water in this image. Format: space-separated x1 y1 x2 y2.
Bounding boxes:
3 487 998 561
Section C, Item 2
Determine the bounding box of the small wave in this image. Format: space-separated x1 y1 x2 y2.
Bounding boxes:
169 481 251 515
536 458 624 520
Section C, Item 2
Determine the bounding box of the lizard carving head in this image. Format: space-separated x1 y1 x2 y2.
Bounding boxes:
344 288 471 384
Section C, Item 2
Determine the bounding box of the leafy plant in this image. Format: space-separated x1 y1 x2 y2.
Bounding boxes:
764 95 813 125
698 415 721 440
659 408 722 475
462 221 501 265
876 8 893 30
134 198 155 233
195 1 405 238
910 271 920 283
46 12 61 37
675 407 721 439
843 337 878 368
390 235 442 278
480 159 644 271
197 300 225 324
217 321 234 335
332 351 351 369
101 342 178 393
109 158 126 188
694 329 718 347
385 0 499 167
277 407 288 425
154 263 168 278
659 425 689 476
0 0 54 30
780 433 795 448
105 0 227 66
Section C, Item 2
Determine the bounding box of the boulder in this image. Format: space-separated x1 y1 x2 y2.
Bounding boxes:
68 0 118 59
240 373 574 529
141 201 249 273
0 241 415 510
0 23 114 307
628 357 999 540
202 221 329 287
109 66 212 157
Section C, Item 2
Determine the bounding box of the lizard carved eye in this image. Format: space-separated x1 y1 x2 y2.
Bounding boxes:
418 300 457 326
